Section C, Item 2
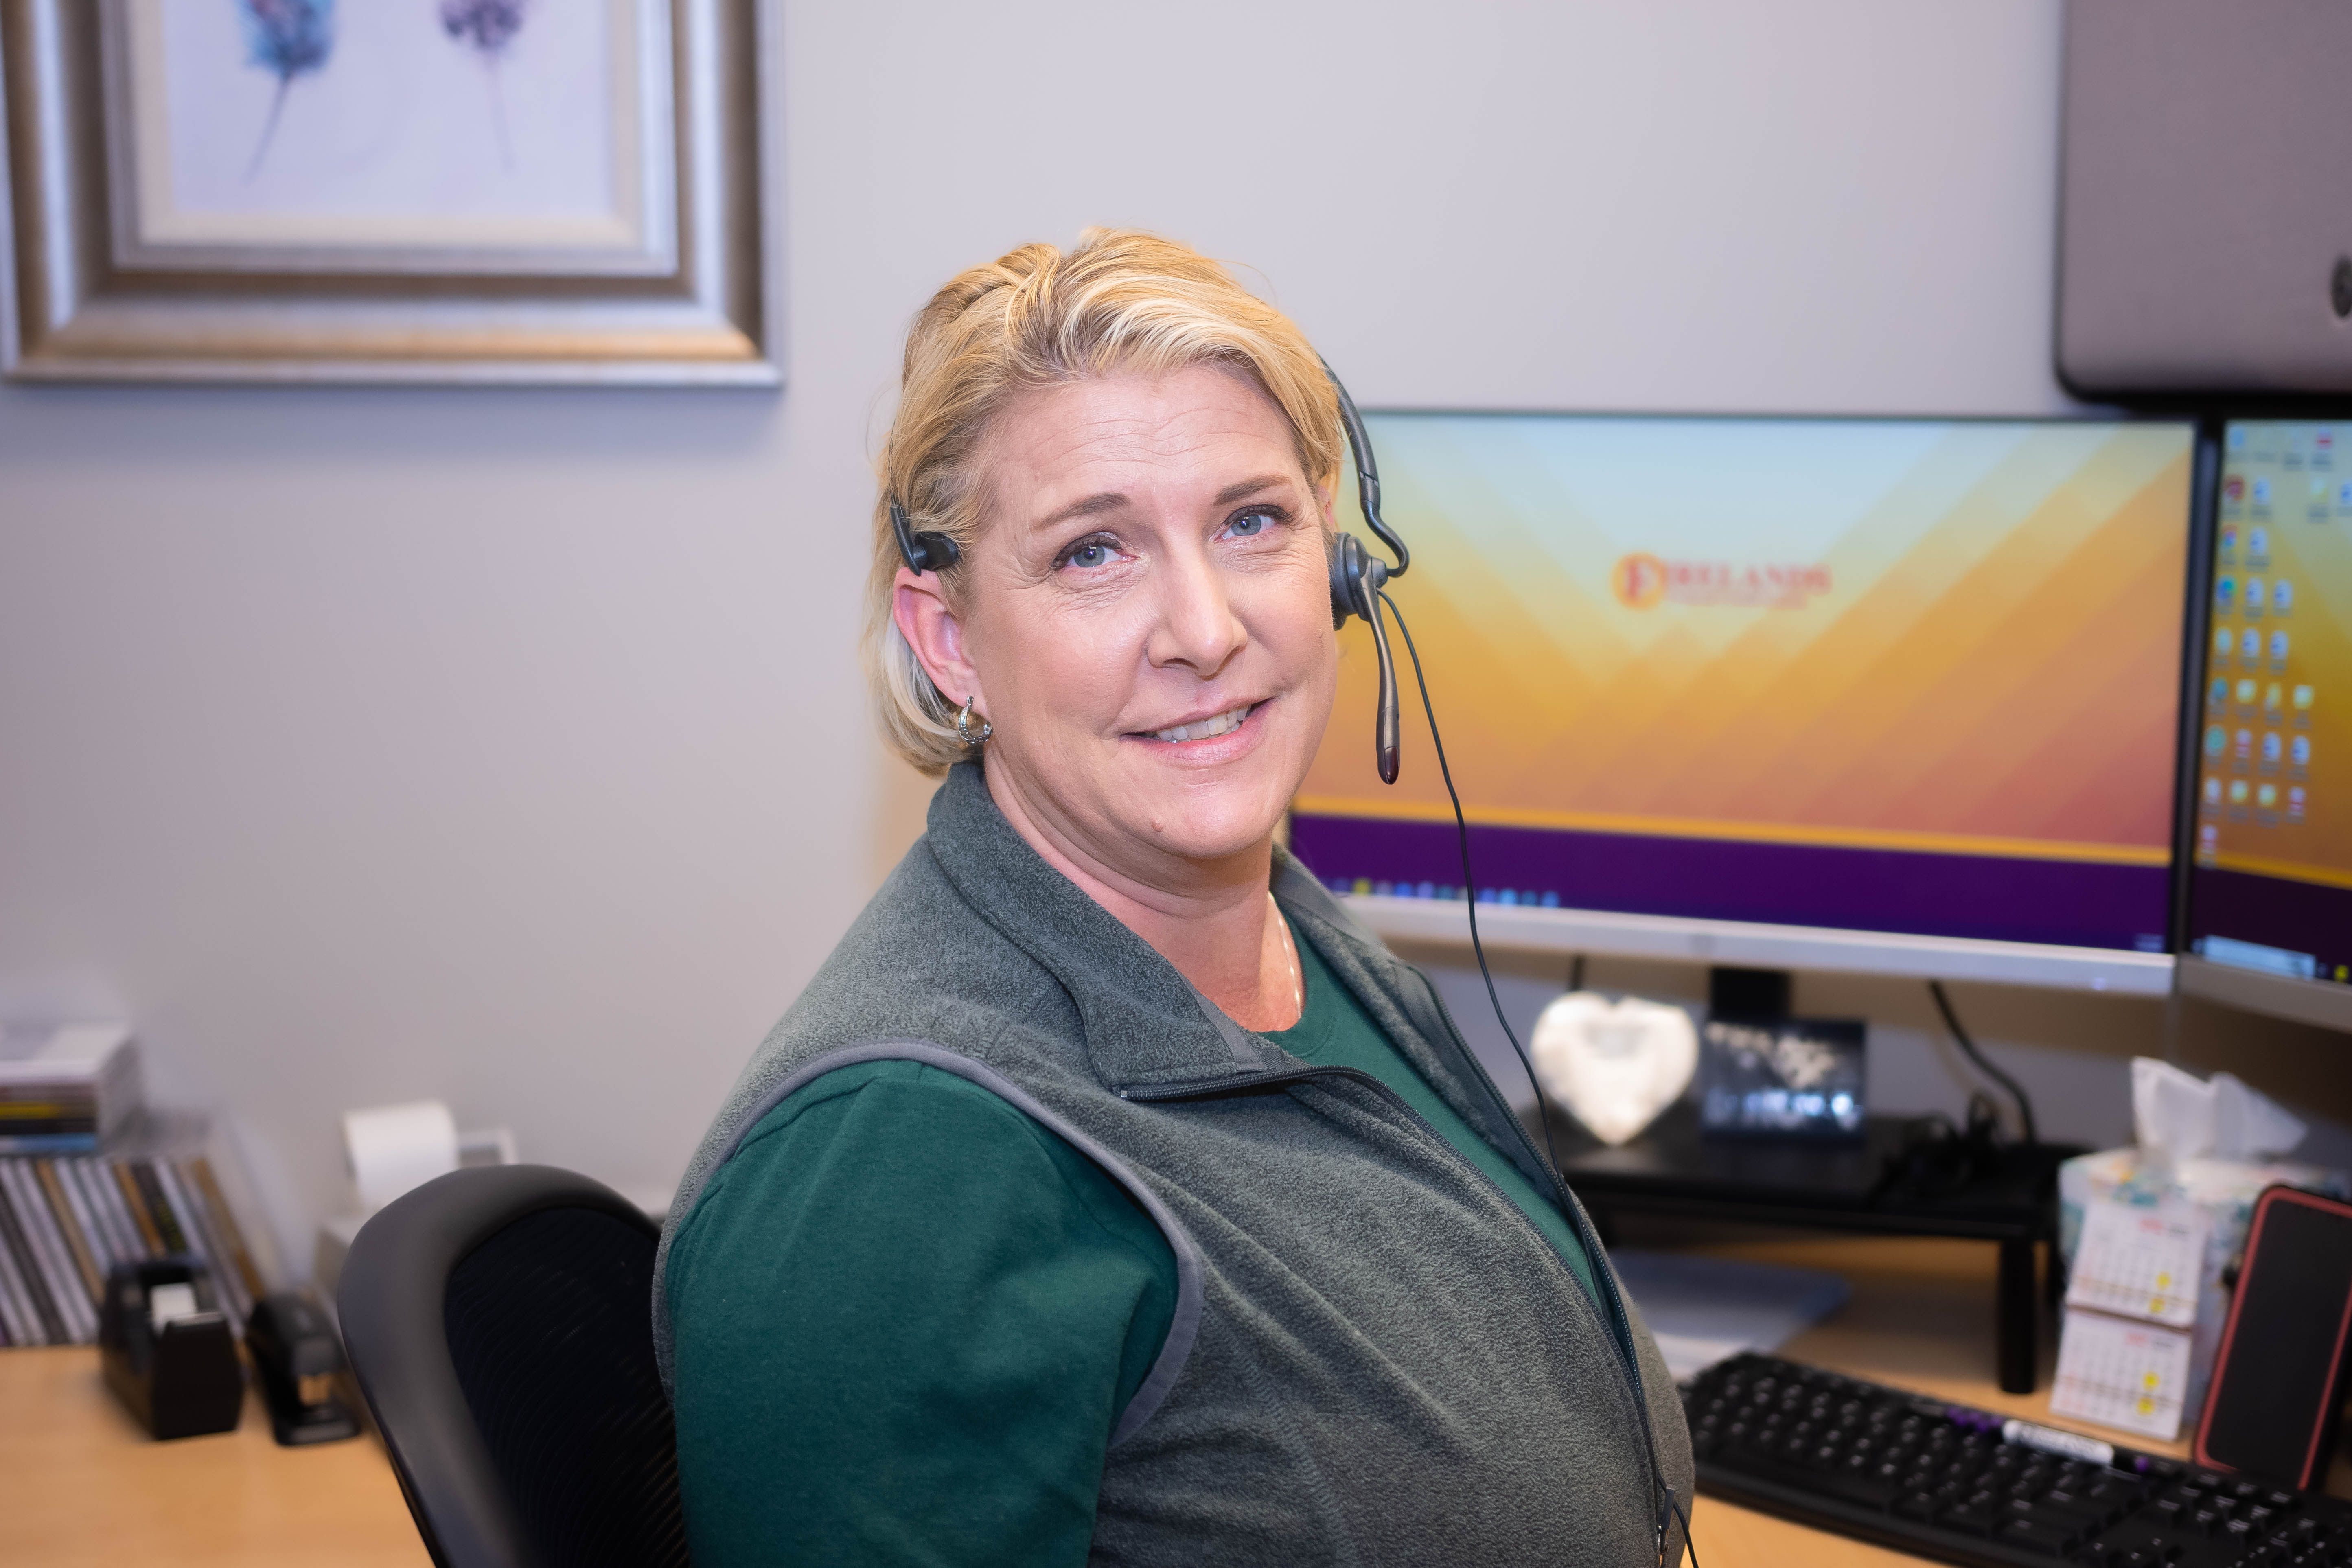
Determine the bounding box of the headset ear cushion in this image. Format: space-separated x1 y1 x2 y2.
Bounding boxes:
1329 533 1361 629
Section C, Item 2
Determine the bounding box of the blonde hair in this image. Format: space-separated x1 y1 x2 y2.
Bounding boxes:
862 228 1346 775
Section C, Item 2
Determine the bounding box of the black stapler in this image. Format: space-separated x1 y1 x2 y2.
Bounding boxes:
246 1290 360 1445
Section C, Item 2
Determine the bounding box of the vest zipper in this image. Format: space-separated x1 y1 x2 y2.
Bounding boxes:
1406 970 1678 1559
1121 1043 1670 1545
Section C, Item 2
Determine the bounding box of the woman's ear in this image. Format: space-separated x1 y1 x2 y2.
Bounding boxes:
893 566 984 711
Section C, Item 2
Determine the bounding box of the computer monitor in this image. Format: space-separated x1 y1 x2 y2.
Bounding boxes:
2179 420 2352 1032
1290 413 2201 995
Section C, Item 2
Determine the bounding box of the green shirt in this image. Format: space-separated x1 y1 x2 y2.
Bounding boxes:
666 930 1597 1568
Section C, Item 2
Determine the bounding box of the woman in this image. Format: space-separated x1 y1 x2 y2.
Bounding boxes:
656 230 1692 1566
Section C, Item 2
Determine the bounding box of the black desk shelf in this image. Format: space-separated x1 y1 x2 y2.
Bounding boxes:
1553 1103 2083 1394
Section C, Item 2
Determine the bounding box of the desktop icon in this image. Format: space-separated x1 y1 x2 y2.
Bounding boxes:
2248 527 2271 563
2253 477 2272 505
2294 684 2315 712
2206 725 2227 757
2270 630 2290 664
2245 578 2267 613
2339 479 2352 509
2265 683 2284 717
2223 482 2245 512
2216 576 2237 610
2229 779 2251 805
2273 580 2293 614
2204 777 2223 807
2257 783 2278 811
2318 429 2337 458
2286 787 2306 823
2236 678 2258 706
2291 736 2312 769
2241 629 2262 661
2262 732 2284 765
2210 678 2231 709
2199 823 2220 859
2234 729 2253 761
2215 626 2235 661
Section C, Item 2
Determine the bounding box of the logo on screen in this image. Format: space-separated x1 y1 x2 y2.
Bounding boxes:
1610 553 1831 609
1612 553 1670 609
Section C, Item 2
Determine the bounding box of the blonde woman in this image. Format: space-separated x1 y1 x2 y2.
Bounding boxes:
655 230 1692 1566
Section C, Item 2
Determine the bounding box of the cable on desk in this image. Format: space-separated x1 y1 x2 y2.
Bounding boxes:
1927 980 2038 1146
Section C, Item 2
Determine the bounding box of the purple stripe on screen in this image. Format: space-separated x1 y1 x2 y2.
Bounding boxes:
1288 814 2171 952
2189 867 2352 978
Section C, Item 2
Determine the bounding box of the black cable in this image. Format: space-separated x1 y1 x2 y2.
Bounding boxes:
1670 1487 1699 1568
1927 980 2037 1147
1380 589 1566 1182
1569 953 1587 993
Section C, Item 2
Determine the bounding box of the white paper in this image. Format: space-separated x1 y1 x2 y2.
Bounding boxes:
2050 1308 2195 1441
1608 1250 1849 1379
2065 1197 2208 1328
343 1100 459 1214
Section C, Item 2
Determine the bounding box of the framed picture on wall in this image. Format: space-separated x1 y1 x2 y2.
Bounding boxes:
0 0 777 384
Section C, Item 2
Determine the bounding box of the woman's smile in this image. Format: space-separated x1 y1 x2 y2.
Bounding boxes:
1134 698 1268 747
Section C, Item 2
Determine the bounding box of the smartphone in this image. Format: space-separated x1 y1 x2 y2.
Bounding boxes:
2194 1184 2352 1490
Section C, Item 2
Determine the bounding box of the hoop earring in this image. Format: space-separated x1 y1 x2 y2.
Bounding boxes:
956 699 993 748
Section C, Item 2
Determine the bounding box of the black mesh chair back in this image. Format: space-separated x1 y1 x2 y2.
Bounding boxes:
339 1165 691 1568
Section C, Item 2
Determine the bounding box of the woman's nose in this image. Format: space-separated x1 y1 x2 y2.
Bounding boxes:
1143 545 1246 678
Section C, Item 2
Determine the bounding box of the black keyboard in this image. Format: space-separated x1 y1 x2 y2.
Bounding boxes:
1681 1353 2351 1568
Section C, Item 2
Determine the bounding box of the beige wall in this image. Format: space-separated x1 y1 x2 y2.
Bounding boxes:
4 0 2339 1275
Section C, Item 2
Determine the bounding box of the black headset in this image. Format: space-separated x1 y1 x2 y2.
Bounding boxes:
889 363 1412 784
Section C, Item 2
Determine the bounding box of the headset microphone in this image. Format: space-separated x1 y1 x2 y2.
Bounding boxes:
1323 366 1410 784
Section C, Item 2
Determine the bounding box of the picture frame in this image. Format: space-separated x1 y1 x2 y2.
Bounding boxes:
0 0 777 385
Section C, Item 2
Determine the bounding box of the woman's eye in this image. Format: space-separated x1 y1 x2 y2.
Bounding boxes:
1226 507 1279 539
1060 537 1117 571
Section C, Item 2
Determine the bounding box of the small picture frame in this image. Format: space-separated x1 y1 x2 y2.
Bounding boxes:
0 0 777 384
1697 1016 1868 1140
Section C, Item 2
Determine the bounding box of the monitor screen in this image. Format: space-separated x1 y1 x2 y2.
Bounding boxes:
2185 420 2352 1001
1290 414 2197 959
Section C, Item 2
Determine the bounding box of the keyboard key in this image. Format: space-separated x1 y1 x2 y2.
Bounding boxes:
1937 1504 1996 1536
1995 1518 2078 1555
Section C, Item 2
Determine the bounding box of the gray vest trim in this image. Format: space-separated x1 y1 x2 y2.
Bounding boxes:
682 1039 1206 1449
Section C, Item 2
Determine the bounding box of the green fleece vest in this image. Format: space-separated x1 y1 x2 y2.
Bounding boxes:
654 763 1694 1566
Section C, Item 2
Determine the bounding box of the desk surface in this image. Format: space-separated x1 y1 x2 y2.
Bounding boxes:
0 1234 2340 1566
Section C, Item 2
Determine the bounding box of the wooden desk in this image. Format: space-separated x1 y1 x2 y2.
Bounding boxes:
0 1233 2337 1564
0 1345 427 1567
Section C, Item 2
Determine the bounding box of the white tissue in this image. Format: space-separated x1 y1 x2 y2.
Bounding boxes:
2130 1058 2305 1166
343 1099 460 1214
1531 992 1698 1146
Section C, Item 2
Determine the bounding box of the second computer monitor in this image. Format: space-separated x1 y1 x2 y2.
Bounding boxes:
1291 414 2199 983
2180 420 2352 1031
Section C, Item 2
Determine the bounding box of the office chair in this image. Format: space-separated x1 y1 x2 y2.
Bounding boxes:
337 1164 691 1568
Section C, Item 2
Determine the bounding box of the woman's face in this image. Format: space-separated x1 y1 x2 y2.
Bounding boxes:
896 364 1339 892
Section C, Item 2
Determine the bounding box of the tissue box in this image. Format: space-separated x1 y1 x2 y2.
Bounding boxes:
2058 1148 2349 1426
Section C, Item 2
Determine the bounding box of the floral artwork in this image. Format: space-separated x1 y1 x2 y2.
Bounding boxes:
440 1 532 166
237 0 335 178
6 0 772 383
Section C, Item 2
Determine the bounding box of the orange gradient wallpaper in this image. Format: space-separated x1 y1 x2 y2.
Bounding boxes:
1299 416 2196 868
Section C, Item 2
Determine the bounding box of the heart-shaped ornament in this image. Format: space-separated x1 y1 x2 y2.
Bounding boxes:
1530 992 1698 1146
